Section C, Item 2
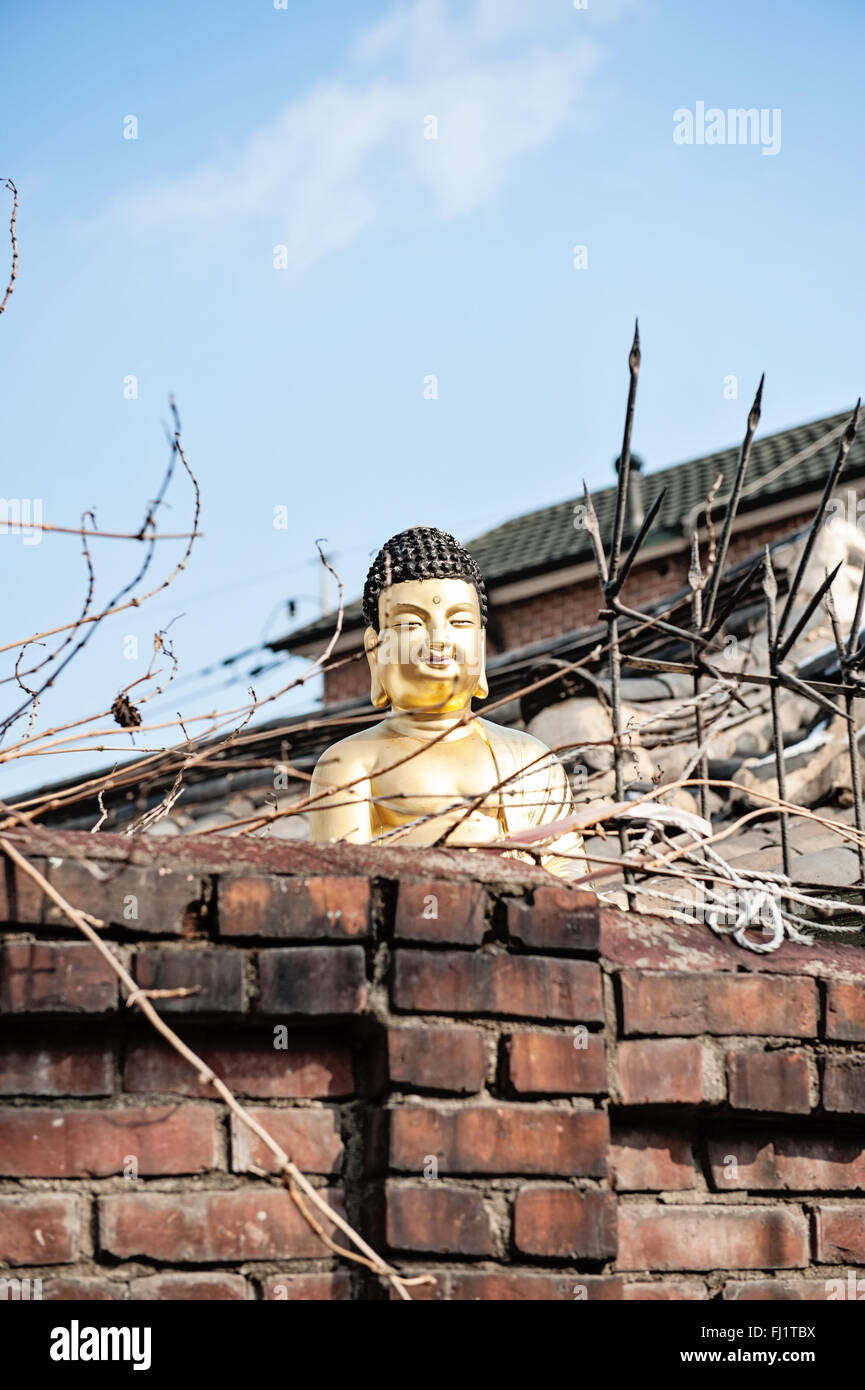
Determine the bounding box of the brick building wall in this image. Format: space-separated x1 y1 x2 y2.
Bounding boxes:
1 829 863 1301
321 510 816 706
325 651 372 706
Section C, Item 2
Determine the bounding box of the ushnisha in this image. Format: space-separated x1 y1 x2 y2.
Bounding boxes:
309 526 585 879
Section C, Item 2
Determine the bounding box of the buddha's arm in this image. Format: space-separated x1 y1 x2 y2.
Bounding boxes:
308 744 374 844
536 757 587 881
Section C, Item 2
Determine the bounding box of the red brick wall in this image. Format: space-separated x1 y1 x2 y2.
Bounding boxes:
1 830 863 1301
322 511 815 705
324 651 370 706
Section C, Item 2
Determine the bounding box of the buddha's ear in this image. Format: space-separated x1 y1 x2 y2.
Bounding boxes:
364 625 390 709
475 630 489 701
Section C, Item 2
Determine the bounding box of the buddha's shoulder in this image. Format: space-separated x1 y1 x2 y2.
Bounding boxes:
312 722 387 776
476 720 560 765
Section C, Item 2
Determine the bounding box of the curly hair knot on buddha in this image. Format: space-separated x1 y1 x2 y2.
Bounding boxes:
362 526 488 630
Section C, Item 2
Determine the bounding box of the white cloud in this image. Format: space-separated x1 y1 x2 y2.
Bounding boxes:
117 0 635 270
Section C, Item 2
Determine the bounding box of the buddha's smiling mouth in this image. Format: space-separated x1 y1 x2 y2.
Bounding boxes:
415 654 459 674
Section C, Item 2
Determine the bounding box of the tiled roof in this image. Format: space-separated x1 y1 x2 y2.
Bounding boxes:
272 406 862 651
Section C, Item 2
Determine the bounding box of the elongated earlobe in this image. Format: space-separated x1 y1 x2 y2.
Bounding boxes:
475 632 489 700
370 671 390 708
364 626 390 709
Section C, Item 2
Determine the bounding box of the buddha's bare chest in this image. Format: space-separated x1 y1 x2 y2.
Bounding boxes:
369 737 502 820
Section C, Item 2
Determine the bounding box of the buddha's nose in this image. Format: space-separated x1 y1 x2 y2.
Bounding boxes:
425 625 452 660
427 617 449 647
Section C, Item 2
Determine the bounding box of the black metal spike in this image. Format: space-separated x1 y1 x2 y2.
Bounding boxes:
775 665 849 724
608 319 641 584
608 486 667 598
845 554 865 660
776 561 843 663
703 375 764 628
777 399 861 641
702 553 765 644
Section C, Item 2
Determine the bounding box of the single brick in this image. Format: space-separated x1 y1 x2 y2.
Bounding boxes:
261 1273 352 1300
724 1279 840 1301
599 906 733 973
0 1106 217 1177
133 949 245 1013
46 861 202 936
41 1278 123 1300
384 1180 495 1256
98 1189 343 1262
394 880 487 945
825 980 865 1041
616 1038 704 1105
218 875 371 940
823 1058 865 1114
611 1129 696 1191
815 1206 865 1263
393 951 603 1022
506 887 599 952
0 1039 113 1096
622 1282 708 1300
0 942 118 1013
514 1186 617 1260
0 1194 79 1265
386 1104 608 1176
727 1050 812 1113
506 1031 606 1096
124 1032 353 1099
258 947 367 1016
387 1026 486 1094
709 1133 865 1191
0 859 46 924
230 1108 343 1174
130 1273 248 1300
394 1272 623 1300
620 972 817 1037
617 1205 808 1272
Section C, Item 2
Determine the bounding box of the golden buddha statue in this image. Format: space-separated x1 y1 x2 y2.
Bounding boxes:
309 526 585 880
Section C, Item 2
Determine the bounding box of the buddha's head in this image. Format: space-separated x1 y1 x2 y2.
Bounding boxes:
362 526 488 713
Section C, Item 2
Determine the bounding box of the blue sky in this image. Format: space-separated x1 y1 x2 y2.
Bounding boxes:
2 0 863 795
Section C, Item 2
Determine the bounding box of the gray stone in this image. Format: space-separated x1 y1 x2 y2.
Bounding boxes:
791 847 861 887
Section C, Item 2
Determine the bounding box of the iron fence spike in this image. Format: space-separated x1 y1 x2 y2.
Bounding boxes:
778 400 861 640
776 665 848 724
609 323 642 586
846 553 865 659
704 379 765 626
608 486 667 598
703 554 765 643
776 561 843 662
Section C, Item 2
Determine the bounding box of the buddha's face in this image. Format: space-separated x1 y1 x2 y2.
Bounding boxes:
364 576 488 713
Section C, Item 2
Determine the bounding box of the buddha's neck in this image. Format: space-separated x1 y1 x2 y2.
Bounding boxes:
386 706 476 741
